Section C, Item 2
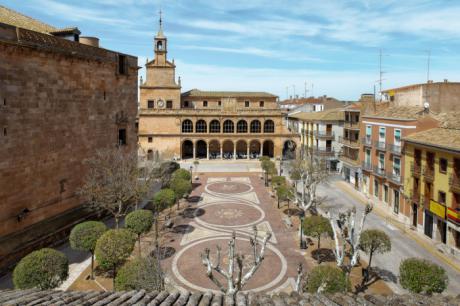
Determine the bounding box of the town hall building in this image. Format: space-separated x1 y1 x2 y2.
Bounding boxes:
138 19 299 160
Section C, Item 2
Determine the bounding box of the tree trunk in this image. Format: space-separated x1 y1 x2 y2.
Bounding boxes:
112 265 116 290
138 234 142 256
368 250 373 269
115 216 119 229
318 235 321 249
288 200 290 217
277 198 280 209
90 252 95 280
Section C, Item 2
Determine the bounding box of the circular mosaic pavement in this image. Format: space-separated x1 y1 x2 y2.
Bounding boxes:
206 181 252 195
196 202 264 227
172 237 286 293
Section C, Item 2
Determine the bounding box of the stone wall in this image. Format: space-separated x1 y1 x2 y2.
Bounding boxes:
0 23 138 270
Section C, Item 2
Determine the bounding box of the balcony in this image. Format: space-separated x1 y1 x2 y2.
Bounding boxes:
410 161 421 177
423 165 435 182
344 121 360 130
338 136 360 149
312 147 335 157
361 137 372 147
409 189 421 205
388 143 402 155
362 162 373 172
312 131 335 139
449 174 460 193
340 154 360 167
374 140 386 151
386 171 402 185
373 166 386 177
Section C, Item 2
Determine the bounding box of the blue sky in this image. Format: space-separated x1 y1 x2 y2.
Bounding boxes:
4 0 460 100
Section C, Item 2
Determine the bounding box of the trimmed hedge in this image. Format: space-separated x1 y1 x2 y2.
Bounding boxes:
115 257 162 291
13 248 68 289
170 177 192 199
399 258 448 294
302 215 333 249
171 168 191 182
69 221 107 253
125 210 154 236
95 229 136 270
306 265 350 294
153 188 176 211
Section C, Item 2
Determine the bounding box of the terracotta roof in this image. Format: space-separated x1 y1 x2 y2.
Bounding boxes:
0 5 77 35
403 127 460 152
435 111 460 129
1 289 458 306
181 89 277 98
289 108 344 121
363 106 426 120
278 96 339 105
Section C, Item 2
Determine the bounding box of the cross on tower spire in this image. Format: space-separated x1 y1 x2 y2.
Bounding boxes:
156 9 165 38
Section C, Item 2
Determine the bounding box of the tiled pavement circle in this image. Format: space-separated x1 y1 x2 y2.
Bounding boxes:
163 174 306 294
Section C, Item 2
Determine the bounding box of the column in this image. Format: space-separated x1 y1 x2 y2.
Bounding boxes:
193 141 196 159
247 144 250 159
234 145 237 160
206 144 210 160
260 142 263 157
220 144 223 160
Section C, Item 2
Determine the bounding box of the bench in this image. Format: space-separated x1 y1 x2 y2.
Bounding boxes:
283 216 293 228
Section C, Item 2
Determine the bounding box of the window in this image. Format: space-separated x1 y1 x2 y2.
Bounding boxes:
378 152 385 170
218 101 222 106
210 120 220 133
250 120 261 133
366 125 372 138
118 55 127 75
3 127 7 137
196 120 207 133
157 41 163 50
264 120 275 133
365 148 371 164
345 113 349 122
166 100 173 109
393 157 401 177
182 120 193 133
118 128 127 145
147 149 154 160
237 120 248 133
379 127 386 143
259 101 264 107
203 101 208 107
394 189 400 214
147 100 154 108
439 191 446 204
184 101 190 108
148 137 153 143
440 158 448 173
223 120 234 133
374 179 379 197
245 101 250 107
313 105 316 111
384 185 389 203
394 129 401 146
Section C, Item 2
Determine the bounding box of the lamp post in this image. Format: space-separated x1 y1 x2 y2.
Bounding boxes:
189 165 193 184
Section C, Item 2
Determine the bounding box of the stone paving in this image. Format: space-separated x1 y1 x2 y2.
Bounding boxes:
161 173 306 294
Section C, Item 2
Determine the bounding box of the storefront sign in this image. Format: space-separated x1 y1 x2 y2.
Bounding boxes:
429 200 446 219
447 207 460 225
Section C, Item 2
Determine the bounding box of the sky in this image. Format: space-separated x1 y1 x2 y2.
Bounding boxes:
4 0 460 100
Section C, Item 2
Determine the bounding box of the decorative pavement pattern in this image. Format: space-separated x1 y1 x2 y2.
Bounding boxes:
162 174 306 295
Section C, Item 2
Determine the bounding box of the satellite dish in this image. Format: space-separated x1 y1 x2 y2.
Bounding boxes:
424 102 430 109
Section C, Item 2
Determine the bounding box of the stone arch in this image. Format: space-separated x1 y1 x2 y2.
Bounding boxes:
264 119 275 133
182 140 194 159
223 120 234 133
209 140 220 159
282 140 297 160
249 140 261 159
236 140 248 159
262 140 274 158
196 120 207 133
222 140 234 159
182 119 193 133
196 140 207 159
209 119 220 133
237 120 248 133
250 120 261 133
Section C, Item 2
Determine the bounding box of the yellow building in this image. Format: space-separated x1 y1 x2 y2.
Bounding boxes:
403 127 460 257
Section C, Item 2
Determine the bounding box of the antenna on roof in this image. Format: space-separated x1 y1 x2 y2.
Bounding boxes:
379 49 386 102
426 49 431 83
304 81 308 98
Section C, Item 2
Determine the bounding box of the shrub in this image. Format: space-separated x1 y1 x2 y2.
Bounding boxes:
153 188 176 212
170 177 192 200
125 210 154 255
271 175 286 188
13 248 68 289
302 215 333 249
115 257 163 291
171 168 191 182
158 161 180 187
306 265 350 294
95 229 136 271
69 221 107 279
399 258 448 294
359 229 391 269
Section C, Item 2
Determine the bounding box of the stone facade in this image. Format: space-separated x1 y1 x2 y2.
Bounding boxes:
139 26 299 161
0 21 137 271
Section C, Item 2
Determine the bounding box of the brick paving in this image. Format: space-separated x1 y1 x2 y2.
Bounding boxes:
160 173 307 294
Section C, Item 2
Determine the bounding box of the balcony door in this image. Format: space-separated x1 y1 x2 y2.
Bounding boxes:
379 127 386 143
378 152 385 171
394 129 401 147
393 157 401 177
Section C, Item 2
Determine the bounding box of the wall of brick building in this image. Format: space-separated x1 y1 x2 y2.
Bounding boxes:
0 26 137 269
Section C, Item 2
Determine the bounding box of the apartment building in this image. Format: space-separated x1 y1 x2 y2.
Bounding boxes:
340 102 362 189
360 106 439 222
404 128 460 257
279 95 344 112
289 108 344 170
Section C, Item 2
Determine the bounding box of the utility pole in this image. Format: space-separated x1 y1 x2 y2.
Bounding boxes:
286 86 289 100
426 50 431 82
379 49 383 101
311 83 314 97
304 81 308 98
293 85 296 99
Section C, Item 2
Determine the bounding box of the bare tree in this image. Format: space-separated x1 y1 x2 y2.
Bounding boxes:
79 149 158 228
326 203 373 270
295 263 304 293
201 227 271 304
290 158 328 214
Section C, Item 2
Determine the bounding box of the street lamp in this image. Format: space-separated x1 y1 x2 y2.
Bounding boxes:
189 165 193 184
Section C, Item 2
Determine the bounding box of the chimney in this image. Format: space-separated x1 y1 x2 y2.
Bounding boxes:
79 36 99 48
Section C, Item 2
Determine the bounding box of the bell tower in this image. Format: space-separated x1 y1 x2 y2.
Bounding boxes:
154 11 167 65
